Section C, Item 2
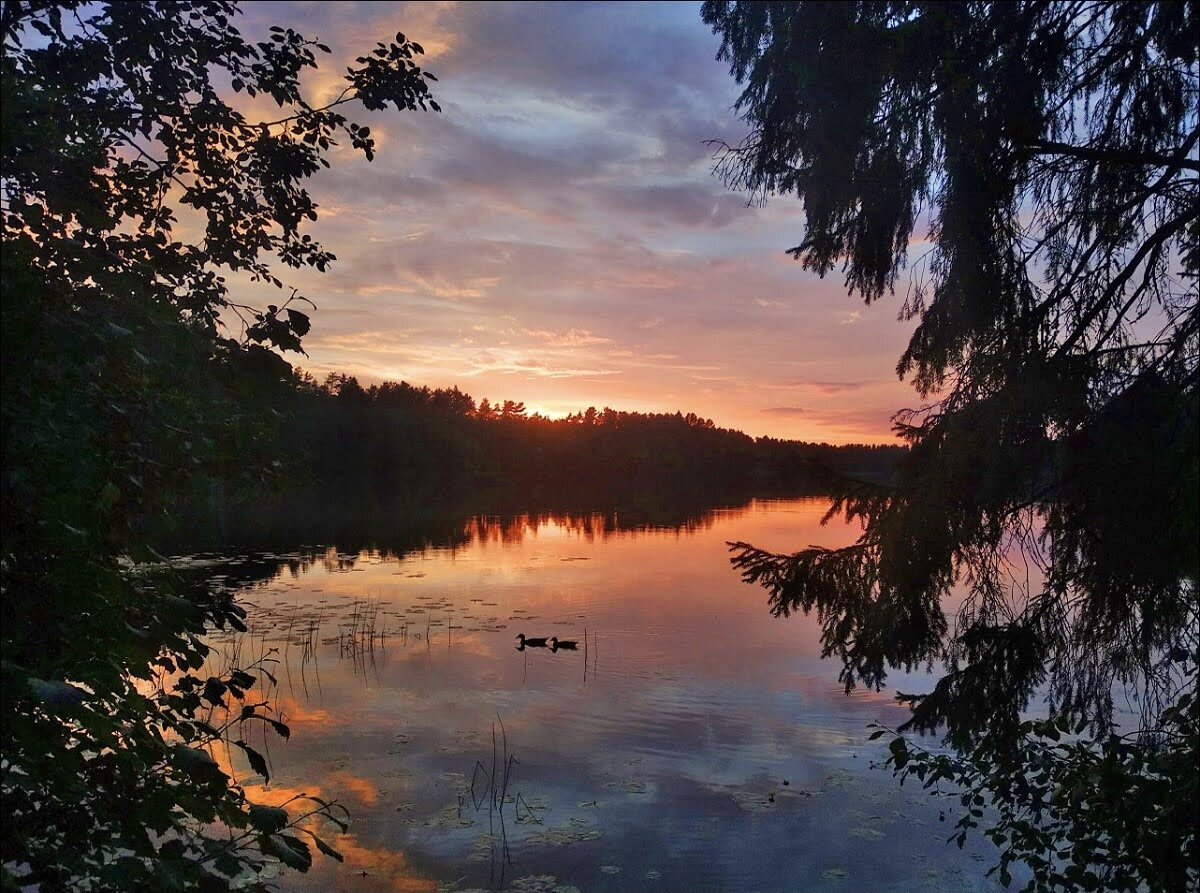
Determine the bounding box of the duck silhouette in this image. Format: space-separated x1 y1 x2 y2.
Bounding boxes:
516 634 548 650
549 636 578 652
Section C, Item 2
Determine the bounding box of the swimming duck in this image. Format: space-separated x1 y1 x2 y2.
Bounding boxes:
549 636 578 651
516 634 548 649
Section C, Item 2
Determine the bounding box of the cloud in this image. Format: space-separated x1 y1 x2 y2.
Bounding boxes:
304 330 413 355
416 2 740 114
520 328 612 347
215 2 919 444
771 379 868 394
807 405 903 437
808 380 866 393
598 182 753 229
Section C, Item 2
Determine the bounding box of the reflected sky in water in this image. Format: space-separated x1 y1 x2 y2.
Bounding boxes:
198 498 1014 892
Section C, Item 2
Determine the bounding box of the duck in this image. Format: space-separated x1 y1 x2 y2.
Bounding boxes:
549 636 578 651
515 634 548 649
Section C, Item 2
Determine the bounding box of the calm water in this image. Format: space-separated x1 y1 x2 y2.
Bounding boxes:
193 498 1014 892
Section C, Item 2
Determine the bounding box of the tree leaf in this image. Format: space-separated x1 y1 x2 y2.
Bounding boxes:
248 804 289 834
311 835 343 862
261 834 312 872
234 740 270 781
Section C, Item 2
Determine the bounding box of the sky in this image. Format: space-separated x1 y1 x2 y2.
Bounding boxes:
231 1 924 444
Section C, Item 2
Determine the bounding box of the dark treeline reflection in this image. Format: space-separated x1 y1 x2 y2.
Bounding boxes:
166 488 762 559
169 503 764 600
162 371 901 550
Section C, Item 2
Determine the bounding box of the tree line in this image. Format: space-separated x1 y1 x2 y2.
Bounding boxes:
223 368 905 514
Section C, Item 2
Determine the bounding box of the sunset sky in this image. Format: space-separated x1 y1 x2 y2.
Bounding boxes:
232 1 924 444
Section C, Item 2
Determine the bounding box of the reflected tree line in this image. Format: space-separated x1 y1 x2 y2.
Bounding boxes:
165 368 902 548
170 486 765 555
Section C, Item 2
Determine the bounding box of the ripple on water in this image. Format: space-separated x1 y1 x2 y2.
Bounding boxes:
191 499 1024 893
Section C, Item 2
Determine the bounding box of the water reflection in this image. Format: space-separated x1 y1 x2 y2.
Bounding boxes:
188 499 1013 892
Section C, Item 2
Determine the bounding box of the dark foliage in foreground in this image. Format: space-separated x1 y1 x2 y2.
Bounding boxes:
1 2 437 888
705 1 1198 889
875 680 1198 893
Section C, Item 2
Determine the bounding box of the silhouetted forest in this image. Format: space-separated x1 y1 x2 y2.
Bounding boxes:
278 370 898 496
171 506 753 588
170 368 904 546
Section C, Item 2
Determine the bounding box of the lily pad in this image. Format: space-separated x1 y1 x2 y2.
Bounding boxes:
604 780 647 794
430 803 473 828
824 769 857 788
511 876 558 893
850 827 886 840
528 825 603 846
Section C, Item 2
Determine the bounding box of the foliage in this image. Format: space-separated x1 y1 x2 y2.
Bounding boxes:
1 1 437 889
704 0 1198 887
2 576 349 891
873 656 1198 892
235 372 905 514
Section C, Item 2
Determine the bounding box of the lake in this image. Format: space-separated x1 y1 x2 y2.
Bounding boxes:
192 497 1013 892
